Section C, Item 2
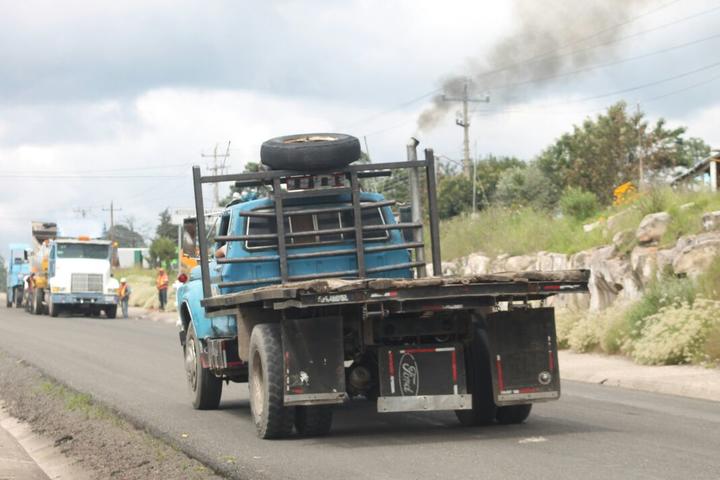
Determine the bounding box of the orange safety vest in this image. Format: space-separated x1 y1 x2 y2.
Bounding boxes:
156 273 168 290
119 284 128 299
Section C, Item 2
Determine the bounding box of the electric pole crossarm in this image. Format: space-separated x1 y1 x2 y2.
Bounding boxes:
439 79 490 178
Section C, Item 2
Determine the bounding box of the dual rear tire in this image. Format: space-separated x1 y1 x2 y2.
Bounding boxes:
455 328 532 426
248 323 333 439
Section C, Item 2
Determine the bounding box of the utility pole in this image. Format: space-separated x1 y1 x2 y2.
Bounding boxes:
103 201 122 267
636 103 644 191
441 79 490 178
102 201 123 244
201 141 231 208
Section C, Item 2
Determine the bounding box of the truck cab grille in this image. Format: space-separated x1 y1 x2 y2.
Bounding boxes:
71 273 103 293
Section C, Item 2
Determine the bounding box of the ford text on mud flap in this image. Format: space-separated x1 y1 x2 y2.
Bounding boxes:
378 344 470 412
486 308 560 405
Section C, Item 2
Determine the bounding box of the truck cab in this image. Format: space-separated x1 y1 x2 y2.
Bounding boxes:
46 238 119 318
6 243 30 308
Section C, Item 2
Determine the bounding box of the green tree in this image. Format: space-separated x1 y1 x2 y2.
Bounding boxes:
155 208 178 243
438 175 473 219
675 137 712 168
149 237 176 270
474 154 526 205
103 224 145 248
536 101 692 203
559 187 599 221
495 165 555 209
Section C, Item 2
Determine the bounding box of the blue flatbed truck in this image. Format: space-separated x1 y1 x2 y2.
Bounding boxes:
176 134 589 439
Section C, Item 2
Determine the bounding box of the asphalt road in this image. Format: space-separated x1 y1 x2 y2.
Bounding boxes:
1 305 719 480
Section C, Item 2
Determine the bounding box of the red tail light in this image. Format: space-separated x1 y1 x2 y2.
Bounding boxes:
177 273 188 283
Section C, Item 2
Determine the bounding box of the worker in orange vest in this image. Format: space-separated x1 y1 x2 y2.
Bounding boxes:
118 277 131 318
156 267 169 311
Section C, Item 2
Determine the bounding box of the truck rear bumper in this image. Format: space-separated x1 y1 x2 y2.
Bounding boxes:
51 293 117 305
378 394 472 413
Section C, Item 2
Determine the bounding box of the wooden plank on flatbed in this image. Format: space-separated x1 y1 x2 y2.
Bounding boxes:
200 270 590 310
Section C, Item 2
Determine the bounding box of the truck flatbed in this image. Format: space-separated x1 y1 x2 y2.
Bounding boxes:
201 269 589 311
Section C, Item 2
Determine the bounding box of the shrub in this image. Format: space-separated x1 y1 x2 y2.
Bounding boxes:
555 309 583 349
559 187 600 221
623 275 696 341
697 255 720 300
567 314 602 352
631 299 720 365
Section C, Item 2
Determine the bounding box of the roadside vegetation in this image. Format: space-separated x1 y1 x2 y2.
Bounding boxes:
439 187 720 260
557 257 720 366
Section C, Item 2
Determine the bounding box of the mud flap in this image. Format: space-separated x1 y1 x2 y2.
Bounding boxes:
486 308 560 406
377 344 471 413
281 316 346 406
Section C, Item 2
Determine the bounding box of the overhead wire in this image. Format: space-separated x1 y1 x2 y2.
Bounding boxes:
347 0 692 131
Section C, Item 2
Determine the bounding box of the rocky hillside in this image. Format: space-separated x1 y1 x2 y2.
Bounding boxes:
445 209 720 311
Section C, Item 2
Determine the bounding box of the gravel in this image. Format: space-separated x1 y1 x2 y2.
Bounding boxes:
0 350 225 480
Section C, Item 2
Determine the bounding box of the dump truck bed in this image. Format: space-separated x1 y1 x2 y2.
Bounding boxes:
201 269 590 311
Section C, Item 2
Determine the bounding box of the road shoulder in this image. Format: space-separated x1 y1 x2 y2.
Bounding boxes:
0 408 50 480
0 352 223 480
560 350 720 402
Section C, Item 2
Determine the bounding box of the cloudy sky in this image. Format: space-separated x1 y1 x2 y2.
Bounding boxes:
1 0 719 254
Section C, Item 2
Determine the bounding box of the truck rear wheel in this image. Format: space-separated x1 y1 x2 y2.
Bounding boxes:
14 289 22 308
455 328 497 426
105 306 117 319
294 406 333 437
248 323 293 439
496 404 532 424
185 323 223 410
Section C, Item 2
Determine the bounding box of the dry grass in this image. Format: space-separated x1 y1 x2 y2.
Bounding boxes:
113 267 177 312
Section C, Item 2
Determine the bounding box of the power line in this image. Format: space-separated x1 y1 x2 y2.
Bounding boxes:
475 2 720 85
490 32 720 92
343 0 689 130
0 162 196 176
0 174 186 179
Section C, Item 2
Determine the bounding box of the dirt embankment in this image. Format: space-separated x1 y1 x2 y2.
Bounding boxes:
0 350 223 480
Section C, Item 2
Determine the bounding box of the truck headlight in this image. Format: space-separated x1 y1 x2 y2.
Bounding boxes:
51 286 67 293
106 288 118 294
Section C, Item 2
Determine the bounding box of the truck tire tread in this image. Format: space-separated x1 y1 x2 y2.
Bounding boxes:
294 406 333 437
455 328 497 426
496 404 532 424
186 323 223 410
249 323 293 439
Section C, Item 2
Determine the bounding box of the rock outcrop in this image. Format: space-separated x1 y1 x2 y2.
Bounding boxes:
636 212 671 245
449 209 720 311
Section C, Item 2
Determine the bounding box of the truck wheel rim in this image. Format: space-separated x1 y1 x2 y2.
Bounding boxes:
185 338 198 391
250 351 265 418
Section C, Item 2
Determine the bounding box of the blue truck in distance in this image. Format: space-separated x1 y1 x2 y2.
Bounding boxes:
6 243 30 308
176 133 590 439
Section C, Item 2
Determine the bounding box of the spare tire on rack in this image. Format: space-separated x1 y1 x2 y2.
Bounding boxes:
260 133 361 172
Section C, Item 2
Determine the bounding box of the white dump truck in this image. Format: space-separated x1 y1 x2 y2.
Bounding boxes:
28 222 119 318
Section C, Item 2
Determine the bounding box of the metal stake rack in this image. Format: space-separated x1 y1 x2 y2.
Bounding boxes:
192 145 441 300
